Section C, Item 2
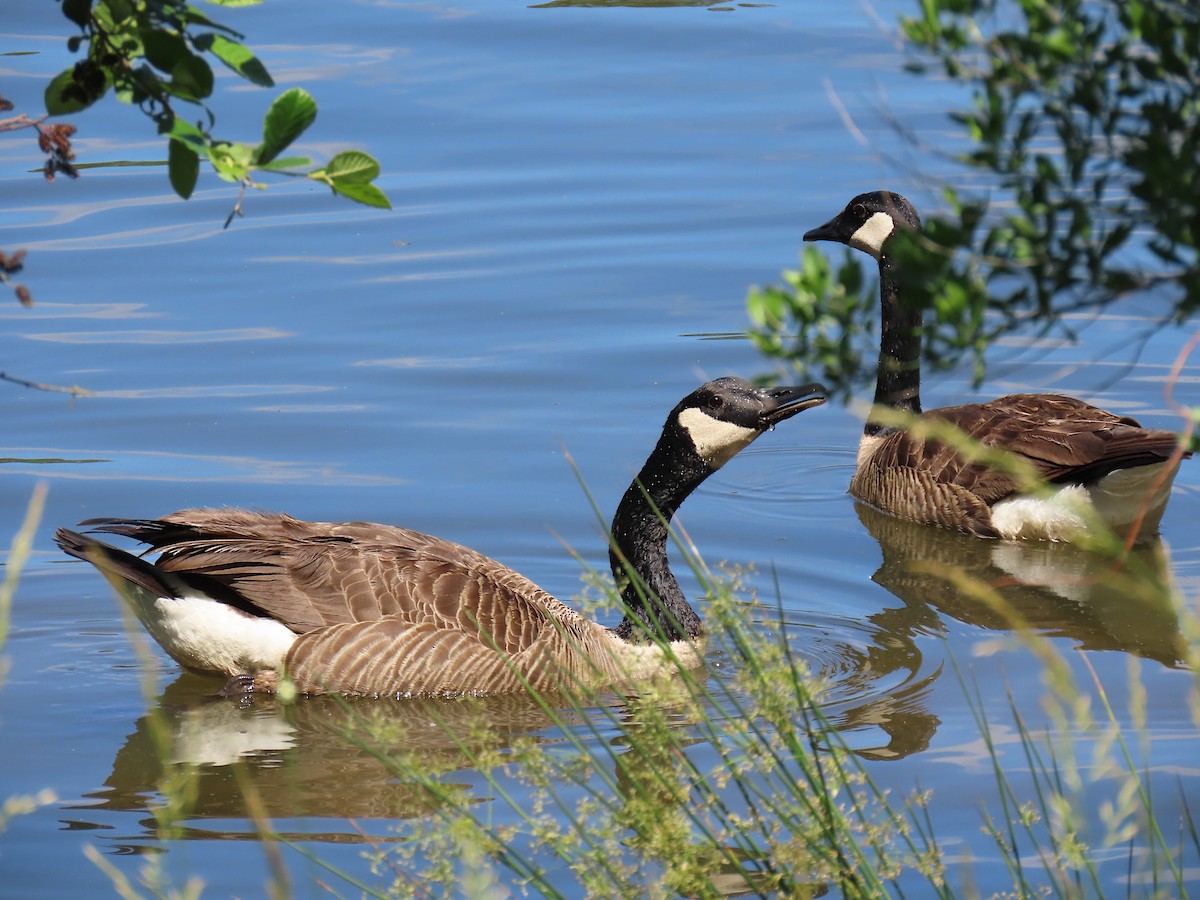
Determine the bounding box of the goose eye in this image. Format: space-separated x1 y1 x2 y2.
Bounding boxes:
852 203 868 220
706 395 725 413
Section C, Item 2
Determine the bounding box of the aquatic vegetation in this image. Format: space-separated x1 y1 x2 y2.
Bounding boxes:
0 488 57 838
331 546 1200 897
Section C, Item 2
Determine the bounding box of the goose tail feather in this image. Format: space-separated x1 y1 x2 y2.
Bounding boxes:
55 528 181 599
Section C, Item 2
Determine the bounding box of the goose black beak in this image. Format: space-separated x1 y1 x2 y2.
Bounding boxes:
803 217 843 244
759 383 828 427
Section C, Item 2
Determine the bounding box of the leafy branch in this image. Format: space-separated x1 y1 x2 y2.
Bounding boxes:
749 0 1199 392
41 0 390 223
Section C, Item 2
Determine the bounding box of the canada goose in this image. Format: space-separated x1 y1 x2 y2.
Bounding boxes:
803 190 1187 541
56 377 827 698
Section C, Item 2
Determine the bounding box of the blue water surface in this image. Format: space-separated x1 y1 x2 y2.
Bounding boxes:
2 1 1198 896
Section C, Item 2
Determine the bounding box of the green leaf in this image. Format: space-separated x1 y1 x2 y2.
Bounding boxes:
52 159 166 171
141 29 190 75
195 34 274 87
61 0 92 28
164 116 208 151
256 156 311 172
323 151 380 183
327 180 392 209
208 141 254 182
746 286 788 328
44 65 108 114
179 7 244 37
1042 27 1076 60
168 54 214 101
256 88 317 165
168 139 200 199
99 0 133 25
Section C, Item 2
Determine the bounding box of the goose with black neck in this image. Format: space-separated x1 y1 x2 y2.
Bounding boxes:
804 190 1187 542
57 377 827 697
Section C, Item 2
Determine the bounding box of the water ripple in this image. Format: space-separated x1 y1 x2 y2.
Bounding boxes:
23 328 293 344
710 608 943 761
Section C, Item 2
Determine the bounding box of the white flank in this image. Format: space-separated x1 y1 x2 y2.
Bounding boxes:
849 212 895 259
991 461 1179 541
677 407 758 468
857 432 884 469
605 636 703 681
113 580 297 676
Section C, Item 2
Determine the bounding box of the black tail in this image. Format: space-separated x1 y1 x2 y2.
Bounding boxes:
54 528 182 599
77 517 192 548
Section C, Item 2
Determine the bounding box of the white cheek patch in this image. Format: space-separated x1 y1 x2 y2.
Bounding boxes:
849 212 895 259
678 408 759 468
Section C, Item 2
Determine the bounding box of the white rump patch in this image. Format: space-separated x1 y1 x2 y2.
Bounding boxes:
1078 462 1179 536
677 407 758 468
112 578 297 677
991 462 1179 541
990 487 1092 542
849 212 895 259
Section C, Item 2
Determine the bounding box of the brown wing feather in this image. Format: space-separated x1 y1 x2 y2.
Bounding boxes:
854 393 1185 534
941 394 1181 481
85 510 578 654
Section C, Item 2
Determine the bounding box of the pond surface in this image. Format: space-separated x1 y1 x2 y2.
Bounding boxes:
3 1 1199 896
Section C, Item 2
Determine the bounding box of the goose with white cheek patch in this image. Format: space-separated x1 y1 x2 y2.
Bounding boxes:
804 190 1188 542
56 377 827 698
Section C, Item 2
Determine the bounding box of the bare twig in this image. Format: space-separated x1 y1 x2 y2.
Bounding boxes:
0 371 95 397
0 113 48 132
821 78 870 148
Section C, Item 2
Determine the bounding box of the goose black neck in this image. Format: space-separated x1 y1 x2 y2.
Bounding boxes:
609 433 708 644
869 259 923 436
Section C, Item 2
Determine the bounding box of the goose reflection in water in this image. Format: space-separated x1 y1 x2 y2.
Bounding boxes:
801 504 1186 763
779 611 941 763
70 673 588 841
72 670 777 853
68 671 831 896
856 502 1186 670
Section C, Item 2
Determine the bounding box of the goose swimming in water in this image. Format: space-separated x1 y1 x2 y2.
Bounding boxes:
804 190 1187 541
56 377 827 697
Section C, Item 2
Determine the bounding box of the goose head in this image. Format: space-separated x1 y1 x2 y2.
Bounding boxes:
668 377 828 471
610 376 827 643
615 375 827 542
803 191 921 262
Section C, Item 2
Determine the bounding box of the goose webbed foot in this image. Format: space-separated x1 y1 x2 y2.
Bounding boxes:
220 673 256 697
